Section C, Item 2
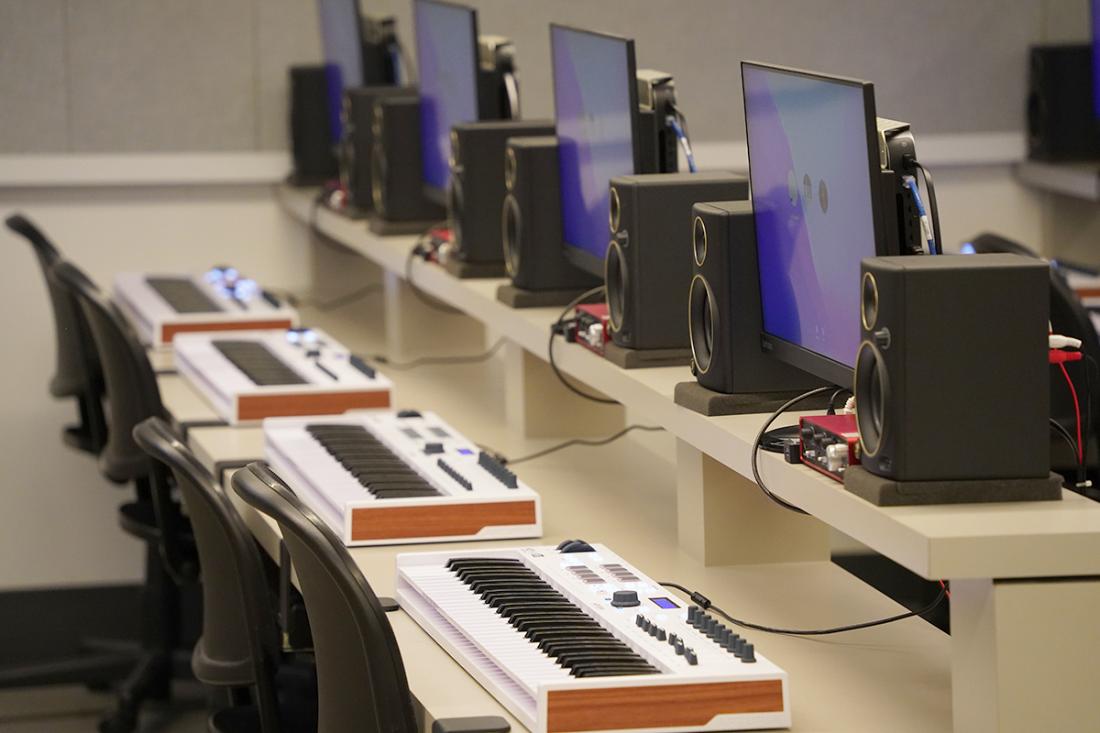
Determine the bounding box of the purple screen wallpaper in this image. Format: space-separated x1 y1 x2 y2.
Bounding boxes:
317 0 363 140
552 26 635 262
415 0 479 191
743 66 876 369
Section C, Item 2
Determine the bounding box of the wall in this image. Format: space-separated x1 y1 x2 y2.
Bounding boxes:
0 0 321 153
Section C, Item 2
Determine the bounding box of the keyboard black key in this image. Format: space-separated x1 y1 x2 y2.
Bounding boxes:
213 340 307 386
449 558 659 678
147 277 222 313
306 422 442 500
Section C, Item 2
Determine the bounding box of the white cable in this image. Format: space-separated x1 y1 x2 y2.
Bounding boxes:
1050 334 1083 350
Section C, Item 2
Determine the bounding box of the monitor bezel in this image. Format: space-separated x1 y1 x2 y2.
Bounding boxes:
413 0 482 204
740 60 885 388
550 23 642 279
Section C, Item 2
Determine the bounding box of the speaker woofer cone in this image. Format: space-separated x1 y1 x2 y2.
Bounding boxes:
370 145 387 213
609 186 621 233
854 340 889 458
449 129 460 170
448 179 464 248
605 239 627 333
502 194 521 278
861 271 879 332
692 216 707 267
688 274 716 374
504 148 517 191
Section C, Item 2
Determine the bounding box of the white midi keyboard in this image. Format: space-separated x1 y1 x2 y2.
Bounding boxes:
113 267 297 347
174 328 392 424
265 412 541 545
396 542 790 733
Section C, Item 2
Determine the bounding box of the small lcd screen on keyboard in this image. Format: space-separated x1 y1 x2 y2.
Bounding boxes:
649 597 679 609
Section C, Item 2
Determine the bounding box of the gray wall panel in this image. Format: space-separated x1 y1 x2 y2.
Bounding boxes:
0 0 1083 153
0 0 68 153
66 0 255 152
256 0 322 150
382 0 1046 143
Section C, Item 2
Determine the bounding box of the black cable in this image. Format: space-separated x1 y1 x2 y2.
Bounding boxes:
282 282 384 312
827 388 852 415
370 338 505 371
547 286 618 405
751 386 835 514
505 425 664 466
659 581 948 637
911 161 942 255
1050 417 1080 475
406 224 463 315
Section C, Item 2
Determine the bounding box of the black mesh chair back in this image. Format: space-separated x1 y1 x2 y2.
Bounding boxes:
233 462 417 733
6 214 106 452
52 260 164 484
133 417 282 731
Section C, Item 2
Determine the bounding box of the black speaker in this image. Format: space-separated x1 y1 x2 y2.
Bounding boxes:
448 120 554 264
341 85 417 214
1027 44 1100 162
689 201 824 394
501 137 599 292
370 96 446 223
605 173 748 350
289 65 337 185
855 254 1050 482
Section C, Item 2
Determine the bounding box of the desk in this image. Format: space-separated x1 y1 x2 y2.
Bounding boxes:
156 190 1100 731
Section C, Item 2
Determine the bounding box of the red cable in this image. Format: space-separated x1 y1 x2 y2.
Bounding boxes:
938 580 951 600
1059 362 1084 464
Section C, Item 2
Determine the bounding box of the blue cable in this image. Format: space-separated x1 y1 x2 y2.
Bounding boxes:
667 116 697 173
903 175 937 254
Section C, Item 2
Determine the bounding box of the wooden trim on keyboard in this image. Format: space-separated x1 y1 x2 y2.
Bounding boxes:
546 680 784 732
237 389 391 421
160 318 293 343
351 500 537 540
1074 287 1100 298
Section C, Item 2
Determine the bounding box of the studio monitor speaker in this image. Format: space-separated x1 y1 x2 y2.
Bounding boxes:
342 85 417 214
689 201 823 394
448 120 555 264
370 96 446 223
606 173 748 350
1027 44 1100 162
502 137 600 292
855 254 1050 482
289 65 337 185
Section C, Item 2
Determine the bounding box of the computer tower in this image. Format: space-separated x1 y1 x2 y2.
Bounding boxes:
370 96 446 223
289 65 337 185
689 201 822 394
502 137 600 292
606 173 748 350
448 120 554 265
1027 44 1100 162
855 254 1050 481
342 85 417 214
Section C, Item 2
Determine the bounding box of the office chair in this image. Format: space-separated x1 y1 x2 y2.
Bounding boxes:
134 417 316 733
52 260 199 733
232 463 511 733
5 213 106 453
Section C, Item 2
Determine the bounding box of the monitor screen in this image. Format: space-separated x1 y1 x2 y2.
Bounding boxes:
742 62 879 383
551 25 638 276
414 0 480 196
317 0 364 140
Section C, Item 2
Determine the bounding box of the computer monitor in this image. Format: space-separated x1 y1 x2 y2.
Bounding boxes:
414 0 481 204
742 62 885 387
318 0 366 141
551 25 641 278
